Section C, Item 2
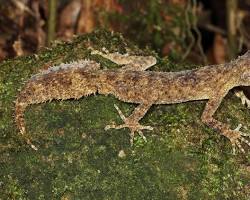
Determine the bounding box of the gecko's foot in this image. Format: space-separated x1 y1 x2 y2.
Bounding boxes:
105 104 153 145
226 124 250 154
105 122 153 145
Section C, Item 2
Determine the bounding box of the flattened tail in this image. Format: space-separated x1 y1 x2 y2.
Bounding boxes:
15 99 27 134
15 98 38 150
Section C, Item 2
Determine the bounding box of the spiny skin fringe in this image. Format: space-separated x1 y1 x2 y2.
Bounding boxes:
30 59 99 80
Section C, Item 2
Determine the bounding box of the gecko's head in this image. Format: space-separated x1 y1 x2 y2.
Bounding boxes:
238 51 250 86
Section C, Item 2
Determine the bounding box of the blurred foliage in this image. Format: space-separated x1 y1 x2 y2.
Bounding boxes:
1 0 250 63
0 0 201 62
109 0 191 55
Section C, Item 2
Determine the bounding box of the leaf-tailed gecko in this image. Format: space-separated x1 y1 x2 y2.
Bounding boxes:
15 48 250 153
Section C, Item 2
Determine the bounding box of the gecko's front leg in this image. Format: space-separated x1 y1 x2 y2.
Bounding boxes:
105 104 153 145
201 95 250 154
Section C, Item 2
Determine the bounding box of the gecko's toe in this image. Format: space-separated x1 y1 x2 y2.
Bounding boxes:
31 144 38 151
104 125 111 131
141 125 154 131
26 138 38 151
138 130 147 142
232 143 236 155
104 123 115 130
239 137 250 146
235 140 245 153
234 124 242 131
129 131 135 145
104 123 126 131
129 130 147 145
128 125 153 145
239 131 250 137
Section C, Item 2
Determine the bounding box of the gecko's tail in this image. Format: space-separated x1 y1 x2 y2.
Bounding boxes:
15 98 38 150
15 99 27 135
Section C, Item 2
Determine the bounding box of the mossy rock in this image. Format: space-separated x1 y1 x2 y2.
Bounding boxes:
0 30 249 199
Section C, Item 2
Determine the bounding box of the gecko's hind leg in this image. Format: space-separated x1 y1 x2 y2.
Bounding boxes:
201 96 250 154
105 104 153 145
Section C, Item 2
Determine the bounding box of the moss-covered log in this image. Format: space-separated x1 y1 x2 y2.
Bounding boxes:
0 30 249 199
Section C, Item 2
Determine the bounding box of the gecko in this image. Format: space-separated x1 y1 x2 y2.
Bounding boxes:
15 48 250 154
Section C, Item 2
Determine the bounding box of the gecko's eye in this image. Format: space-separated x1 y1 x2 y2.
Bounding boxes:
241 72 250 80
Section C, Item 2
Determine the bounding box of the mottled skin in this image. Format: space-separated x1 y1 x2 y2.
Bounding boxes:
15 50 250 153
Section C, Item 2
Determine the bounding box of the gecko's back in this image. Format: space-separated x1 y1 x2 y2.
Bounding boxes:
96 63 234 104
18 62 234 106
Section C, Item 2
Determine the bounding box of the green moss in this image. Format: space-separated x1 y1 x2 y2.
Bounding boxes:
0 30 249 199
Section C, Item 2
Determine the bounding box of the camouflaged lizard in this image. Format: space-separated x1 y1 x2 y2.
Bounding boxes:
15 49 250 154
